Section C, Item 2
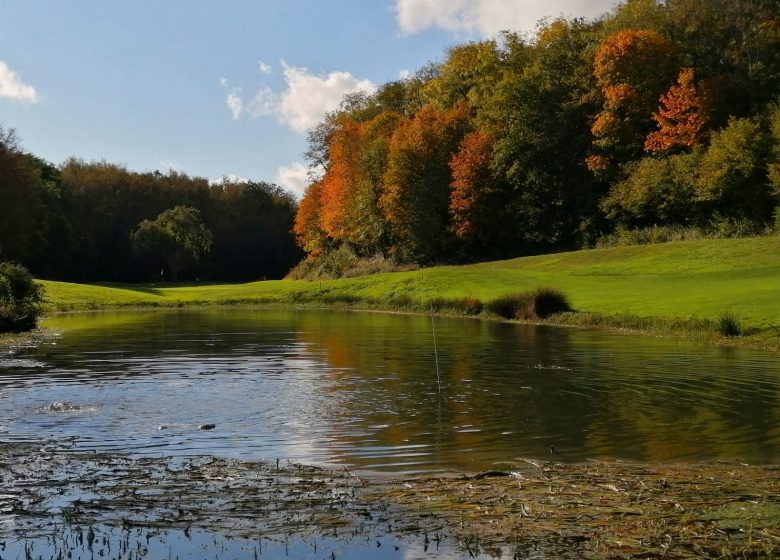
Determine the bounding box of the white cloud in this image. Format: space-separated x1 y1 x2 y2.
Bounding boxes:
0 61 38 103
258 60 272 75
398 69 412 79
275 161 311 198
225 86 244 119
159 159 182 173
247 87 277 118
222 61 375 134
209 174 249 186
276 61 375 133
394 0 616 36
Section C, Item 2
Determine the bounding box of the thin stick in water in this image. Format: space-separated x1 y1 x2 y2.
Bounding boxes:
431 304 441 393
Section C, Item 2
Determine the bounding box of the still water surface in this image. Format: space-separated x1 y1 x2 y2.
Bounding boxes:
2 309 780 473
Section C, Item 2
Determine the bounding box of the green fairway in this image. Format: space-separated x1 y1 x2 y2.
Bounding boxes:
41 236 780 330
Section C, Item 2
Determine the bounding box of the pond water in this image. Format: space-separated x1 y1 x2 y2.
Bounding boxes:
2 309 780 474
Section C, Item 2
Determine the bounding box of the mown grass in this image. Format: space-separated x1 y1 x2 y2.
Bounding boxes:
39 236 780 348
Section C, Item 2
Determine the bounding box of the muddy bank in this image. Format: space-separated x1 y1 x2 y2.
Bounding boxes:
1 442 779 558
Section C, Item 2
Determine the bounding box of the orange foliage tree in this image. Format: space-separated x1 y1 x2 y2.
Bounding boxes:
449 130 495 240
589 29 678 173
380 102 470 262
645 68 710 153
292 181 325 257
316 111 401 255
319 117 365 242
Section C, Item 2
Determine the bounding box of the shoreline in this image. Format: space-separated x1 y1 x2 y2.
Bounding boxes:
24 298 780 354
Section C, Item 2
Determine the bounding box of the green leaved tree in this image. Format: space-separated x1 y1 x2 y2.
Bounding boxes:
131 206 213 282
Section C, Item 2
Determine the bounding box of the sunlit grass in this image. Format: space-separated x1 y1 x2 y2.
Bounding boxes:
41 236 780 336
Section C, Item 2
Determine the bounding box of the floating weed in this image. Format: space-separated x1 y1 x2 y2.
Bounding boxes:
3 443 780 559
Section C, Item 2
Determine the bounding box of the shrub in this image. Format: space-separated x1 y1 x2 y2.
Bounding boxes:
457 297 484 315
286 249 418 280
709 214 764 238
486 288 571 320
0 262 45 332
594 220 769 249
716 310 742 337
486 294 524 319
524 288 572 319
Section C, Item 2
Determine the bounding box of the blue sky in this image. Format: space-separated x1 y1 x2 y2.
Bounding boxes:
0 0 616 196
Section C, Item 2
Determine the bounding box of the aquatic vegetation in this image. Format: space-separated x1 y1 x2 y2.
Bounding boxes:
1 443 779 559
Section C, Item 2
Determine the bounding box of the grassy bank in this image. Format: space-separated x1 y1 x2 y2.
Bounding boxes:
39 236 780 348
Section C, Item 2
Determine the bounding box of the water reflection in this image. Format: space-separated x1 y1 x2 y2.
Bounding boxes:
0 309 778 473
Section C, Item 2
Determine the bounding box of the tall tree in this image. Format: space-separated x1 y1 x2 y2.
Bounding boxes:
380 103 470 262
421 41 502 111
645 68 710 154
694 117 773 221
490 18 605 250
588 28 678 175
131 206 213 281
292 181 326 258
0 128 52 269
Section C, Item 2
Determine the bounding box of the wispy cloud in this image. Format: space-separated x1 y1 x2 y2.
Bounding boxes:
258 60 272 75
209 174 249 186
224 84 245 120
275 161 312 198
0 61 38 103
222 61 375 134
159 159 182 173
394 0 616 36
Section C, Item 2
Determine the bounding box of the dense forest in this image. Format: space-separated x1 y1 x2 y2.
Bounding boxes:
293 0 780 275
3 0 780 284
0 129 301 282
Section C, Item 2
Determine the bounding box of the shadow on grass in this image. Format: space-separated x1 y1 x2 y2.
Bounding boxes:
92 281 256 296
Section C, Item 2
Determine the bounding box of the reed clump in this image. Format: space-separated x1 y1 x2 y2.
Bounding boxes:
717 309 743 337
427 296 484 315
487 288 572 320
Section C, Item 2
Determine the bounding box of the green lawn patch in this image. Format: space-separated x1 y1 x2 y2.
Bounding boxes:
39 236 780 348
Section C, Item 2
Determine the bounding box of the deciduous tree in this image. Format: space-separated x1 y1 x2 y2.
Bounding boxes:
645 68 709 153
589 29 678 174
131 206 213 281
380 103 470 262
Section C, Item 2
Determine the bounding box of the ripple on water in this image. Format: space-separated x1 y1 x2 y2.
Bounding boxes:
33 401 100 414
0 358 48 369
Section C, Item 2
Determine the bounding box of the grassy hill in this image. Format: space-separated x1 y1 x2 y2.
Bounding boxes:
41 236 780 338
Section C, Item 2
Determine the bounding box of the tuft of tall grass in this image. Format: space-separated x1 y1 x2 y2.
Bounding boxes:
717 310 743 337
427 297 484 315
486 288 571 320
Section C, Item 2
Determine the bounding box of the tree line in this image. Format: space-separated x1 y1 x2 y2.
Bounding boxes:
0 130 301 282
293 0 780 271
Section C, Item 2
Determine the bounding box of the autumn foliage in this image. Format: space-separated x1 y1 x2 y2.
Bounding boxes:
291 2 780 273
380 103 469 261
645 68 710 153
449 131 495 239
292 180 325 257
589 29 678 173
319 118 365 241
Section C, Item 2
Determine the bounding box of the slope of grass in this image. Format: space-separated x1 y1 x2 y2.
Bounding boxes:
41 236 780 335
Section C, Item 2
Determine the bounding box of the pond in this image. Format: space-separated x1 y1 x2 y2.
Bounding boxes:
3 309 780 474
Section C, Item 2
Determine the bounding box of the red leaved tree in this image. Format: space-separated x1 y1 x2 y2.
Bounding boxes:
449 130 495 240
645 68 710 154
588 29 678 174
